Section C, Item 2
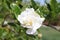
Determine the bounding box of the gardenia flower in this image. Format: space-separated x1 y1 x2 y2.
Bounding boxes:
17 8 45 35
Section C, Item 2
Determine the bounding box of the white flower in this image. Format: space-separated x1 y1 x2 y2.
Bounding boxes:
17 8 45 35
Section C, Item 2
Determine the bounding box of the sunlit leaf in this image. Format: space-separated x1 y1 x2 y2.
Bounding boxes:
10 3 21 19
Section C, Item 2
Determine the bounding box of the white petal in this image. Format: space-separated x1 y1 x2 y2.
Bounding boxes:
26 28 37 35
33 23 42 30
17 15 23 24
39 18 45 24
26 8 34 12
40 18 45 22
4 21 8 25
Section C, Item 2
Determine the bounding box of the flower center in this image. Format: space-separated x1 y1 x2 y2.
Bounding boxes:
23 19 33 26
26 21 32 26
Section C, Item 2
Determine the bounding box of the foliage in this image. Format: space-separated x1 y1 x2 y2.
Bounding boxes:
45 0 60 25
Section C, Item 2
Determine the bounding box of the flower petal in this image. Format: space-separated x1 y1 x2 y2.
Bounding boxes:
26 28 37 35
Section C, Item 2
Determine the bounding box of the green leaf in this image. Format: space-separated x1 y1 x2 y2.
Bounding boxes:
10 3 21 19
50 0 57 11
31 0 38 10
